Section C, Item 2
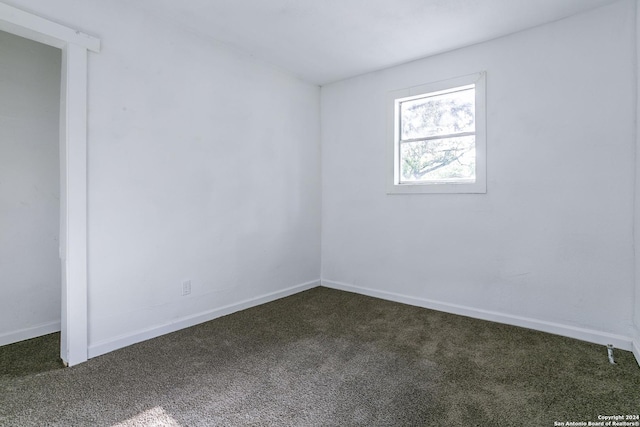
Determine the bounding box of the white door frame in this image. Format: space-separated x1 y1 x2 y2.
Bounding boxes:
0 3 100 366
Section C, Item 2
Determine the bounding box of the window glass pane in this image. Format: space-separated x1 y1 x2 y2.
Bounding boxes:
400 136 475 183
400 87 475 140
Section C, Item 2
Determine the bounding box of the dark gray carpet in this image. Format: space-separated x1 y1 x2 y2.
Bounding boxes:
1 287 638 426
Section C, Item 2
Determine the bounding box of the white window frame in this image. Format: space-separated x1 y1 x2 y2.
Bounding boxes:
387 72 486 194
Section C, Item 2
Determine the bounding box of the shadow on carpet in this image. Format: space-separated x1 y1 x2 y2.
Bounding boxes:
0 332 64 380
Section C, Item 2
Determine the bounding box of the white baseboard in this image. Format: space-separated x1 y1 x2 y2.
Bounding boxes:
0 321 61 347
633 338 640 368
322 280 634 352
88 279 320 359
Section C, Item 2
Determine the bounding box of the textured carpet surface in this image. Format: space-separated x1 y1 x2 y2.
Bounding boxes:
1 287 639 426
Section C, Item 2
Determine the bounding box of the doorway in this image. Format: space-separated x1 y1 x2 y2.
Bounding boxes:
0 3 99 366
0 30 62 349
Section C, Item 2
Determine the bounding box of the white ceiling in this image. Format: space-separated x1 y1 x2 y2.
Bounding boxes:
128 0 619 85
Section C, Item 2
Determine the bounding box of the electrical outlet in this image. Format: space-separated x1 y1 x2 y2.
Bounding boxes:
182 280 191 296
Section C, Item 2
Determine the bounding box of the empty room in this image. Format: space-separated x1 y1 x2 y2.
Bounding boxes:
1 0 639 426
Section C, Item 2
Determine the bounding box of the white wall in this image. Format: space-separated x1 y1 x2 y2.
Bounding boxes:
4 0 636 360
322 0 637 345
4 0 321 356
0 30 61 345
634 0 640 364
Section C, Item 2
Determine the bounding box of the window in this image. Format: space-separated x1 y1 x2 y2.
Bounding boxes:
387 72 486 194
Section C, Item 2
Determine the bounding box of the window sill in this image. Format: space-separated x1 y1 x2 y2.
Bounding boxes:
387 181 486 194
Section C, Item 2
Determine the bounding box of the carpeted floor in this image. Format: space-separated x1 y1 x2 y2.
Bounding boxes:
1 287 639 426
